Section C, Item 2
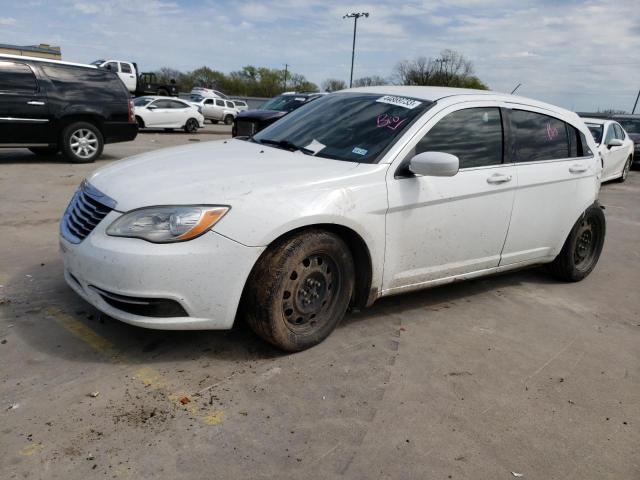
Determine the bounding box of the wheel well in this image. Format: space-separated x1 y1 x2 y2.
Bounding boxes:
59 115 104 141
135 115 144 127
246 224 374 309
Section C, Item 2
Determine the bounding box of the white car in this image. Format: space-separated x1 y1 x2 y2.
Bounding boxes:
134 96 204 133
232 100 249 112
189 87 228 101
583 118 634 182
60 87 604 351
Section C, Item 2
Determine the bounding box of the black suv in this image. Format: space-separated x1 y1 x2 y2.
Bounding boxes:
0 55 137 163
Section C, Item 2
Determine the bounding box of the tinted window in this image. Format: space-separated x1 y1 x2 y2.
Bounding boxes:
567 124 579 157
415 108 503 168
252 93 432 164
613 124 625 139
0 61 37 93
617 118 640 134
134 97 152 107
215 99 224 107
152 100 172 108
167 100 187 109
41 65 126 101
226 101 234 108
511 110 569 162
120 63 132 74
579 132 593 157
261 95 309 112
586 123 603 144
204 99 214 105
104 61 118 72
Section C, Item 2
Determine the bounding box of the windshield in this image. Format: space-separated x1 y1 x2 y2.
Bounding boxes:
90 59 105 66
251 93 432 163
586 123 603 144
134 97 153 107
617 119 640 134
190 94 204 102
260 95 311 112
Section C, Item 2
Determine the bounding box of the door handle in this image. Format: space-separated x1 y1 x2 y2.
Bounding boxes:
486 173 512 184
27 101 45 106
569 164 588 173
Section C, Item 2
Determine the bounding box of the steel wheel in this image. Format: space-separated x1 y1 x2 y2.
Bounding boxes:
69 128 98 159
281 253 340 335
573 217 599 272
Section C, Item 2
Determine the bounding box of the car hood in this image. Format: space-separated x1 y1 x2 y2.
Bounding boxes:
87 139 360 212
237 109 287 121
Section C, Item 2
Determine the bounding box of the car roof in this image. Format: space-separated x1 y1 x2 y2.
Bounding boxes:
0 53 97 69
345 86 579 119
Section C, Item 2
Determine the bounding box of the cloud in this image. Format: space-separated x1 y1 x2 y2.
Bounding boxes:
0 17 16 25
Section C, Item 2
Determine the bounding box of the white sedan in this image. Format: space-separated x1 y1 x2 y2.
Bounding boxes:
134 96 204 133
60 87 604 351
583 117 634 182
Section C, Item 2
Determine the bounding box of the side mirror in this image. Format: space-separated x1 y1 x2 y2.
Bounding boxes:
408 151 459 177
607 138 623 149
147 105 157 110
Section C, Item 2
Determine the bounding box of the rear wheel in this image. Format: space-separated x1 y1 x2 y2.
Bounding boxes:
548 204 605 282
224 115 234 125
244 230 355 351
135 116 145 129
184 118 199 133
29 146 58 156
157 88 169 96
618 156 631 182
61 122 103 163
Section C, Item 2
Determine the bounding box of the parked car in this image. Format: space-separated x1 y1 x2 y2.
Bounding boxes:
60 87 604 351
232 100 249 112
583 118 634 182
134 96 204 133
189 87 228 102
92 60 179 97
193 97 238 124
612 115 640 168
232 92 325 137
0 54 137 163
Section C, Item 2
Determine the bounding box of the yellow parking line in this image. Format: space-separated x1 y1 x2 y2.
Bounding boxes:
46 306 224 426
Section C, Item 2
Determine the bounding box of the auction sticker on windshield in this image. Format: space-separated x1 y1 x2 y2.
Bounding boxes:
376 95 422 109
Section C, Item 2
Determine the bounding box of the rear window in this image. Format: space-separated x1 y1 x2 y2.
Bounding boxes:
41 65 127 101
0 61 37 93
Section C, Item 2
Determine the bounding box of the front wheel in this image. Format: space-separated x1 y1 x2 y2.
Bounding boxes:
548 204 605 282
184 118 199 133
223 115 234 125
617 156 631 182
244 230 355 351
61 122 103 163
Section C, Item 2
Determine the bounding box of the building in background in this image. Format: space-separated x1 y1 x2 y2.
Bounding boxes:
0 43 61 59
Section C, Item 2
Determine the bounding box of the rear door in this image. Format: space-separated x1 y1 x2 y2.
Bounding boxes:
500 107 597 265
214 99 225 120
0 60 51 145
384 103 516 291
202 98 215 119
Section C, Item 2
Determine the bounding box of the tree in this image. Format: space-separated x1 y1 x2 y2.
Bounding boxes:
322 78 347 92
393 50 488 90
353 75 388 87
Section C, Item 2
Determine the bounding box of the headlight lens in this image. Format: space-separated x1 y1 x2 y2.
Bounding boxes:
106 206 229 243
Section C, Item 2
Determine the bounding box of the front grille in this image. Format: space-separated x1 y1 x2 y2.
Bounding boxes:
235 120 256 137
61 181 116 244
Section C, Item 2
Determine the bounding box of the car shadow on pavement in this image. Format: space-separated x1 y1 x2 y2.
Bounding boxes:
4 257 560 367
0 151 71 165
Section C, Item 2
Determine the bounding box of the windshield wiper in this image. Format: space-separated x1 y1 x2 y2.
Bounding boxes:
258 138 313 155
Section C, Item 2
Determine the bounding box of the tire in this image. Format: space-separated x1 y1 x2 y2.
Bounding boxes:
224 115 234 125
61 122 103 163
244 230 355 351
135 116 145 129
29 146 58 156
157 88 169 96
184 118 199 133
548 204 605 282
617 156 632 182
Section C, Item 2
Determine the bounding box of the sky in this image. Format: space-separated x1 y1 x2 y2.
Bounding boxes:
1 0 639 112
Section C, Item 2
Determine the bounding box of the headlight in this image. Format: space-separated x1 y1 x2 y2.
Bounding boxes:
106 206 229 243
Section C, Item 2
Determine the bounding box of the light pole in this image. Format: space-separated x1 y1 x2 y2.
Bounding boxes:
511 83 522 94
343 12 369 88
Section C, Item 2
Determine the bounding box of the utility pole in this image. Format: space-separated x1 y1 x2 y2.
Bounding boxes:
511 83 522 94
632 88 640 114
283 64 288 91
343 12 369 88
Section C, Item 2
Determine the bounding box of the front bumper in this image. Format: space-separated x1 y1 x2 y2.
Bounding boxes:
60 211 264 330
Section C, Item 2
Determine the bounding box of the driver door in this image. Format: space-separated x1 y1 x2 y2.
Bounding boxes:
383 104 515 292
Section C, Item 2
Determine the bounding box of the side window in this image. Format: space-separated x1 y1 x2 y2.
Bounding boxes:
415 107 503 168
604 124 615 144
613 124 625 139
511 110 569 162
120 63 132 74
226 101 234 108
0 61 37 93
579 132 593 157
215 99 225 107
204 99 214 105
152 100 170 108
566 124 580 157
104 61 119 72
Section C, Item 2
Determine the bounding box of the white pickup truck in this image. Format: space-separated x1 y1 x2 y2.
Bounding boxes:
91 60 179 97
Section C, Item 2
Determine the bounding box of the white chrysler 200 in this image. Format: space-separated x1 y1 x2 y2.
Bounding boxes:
60 87 605 351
